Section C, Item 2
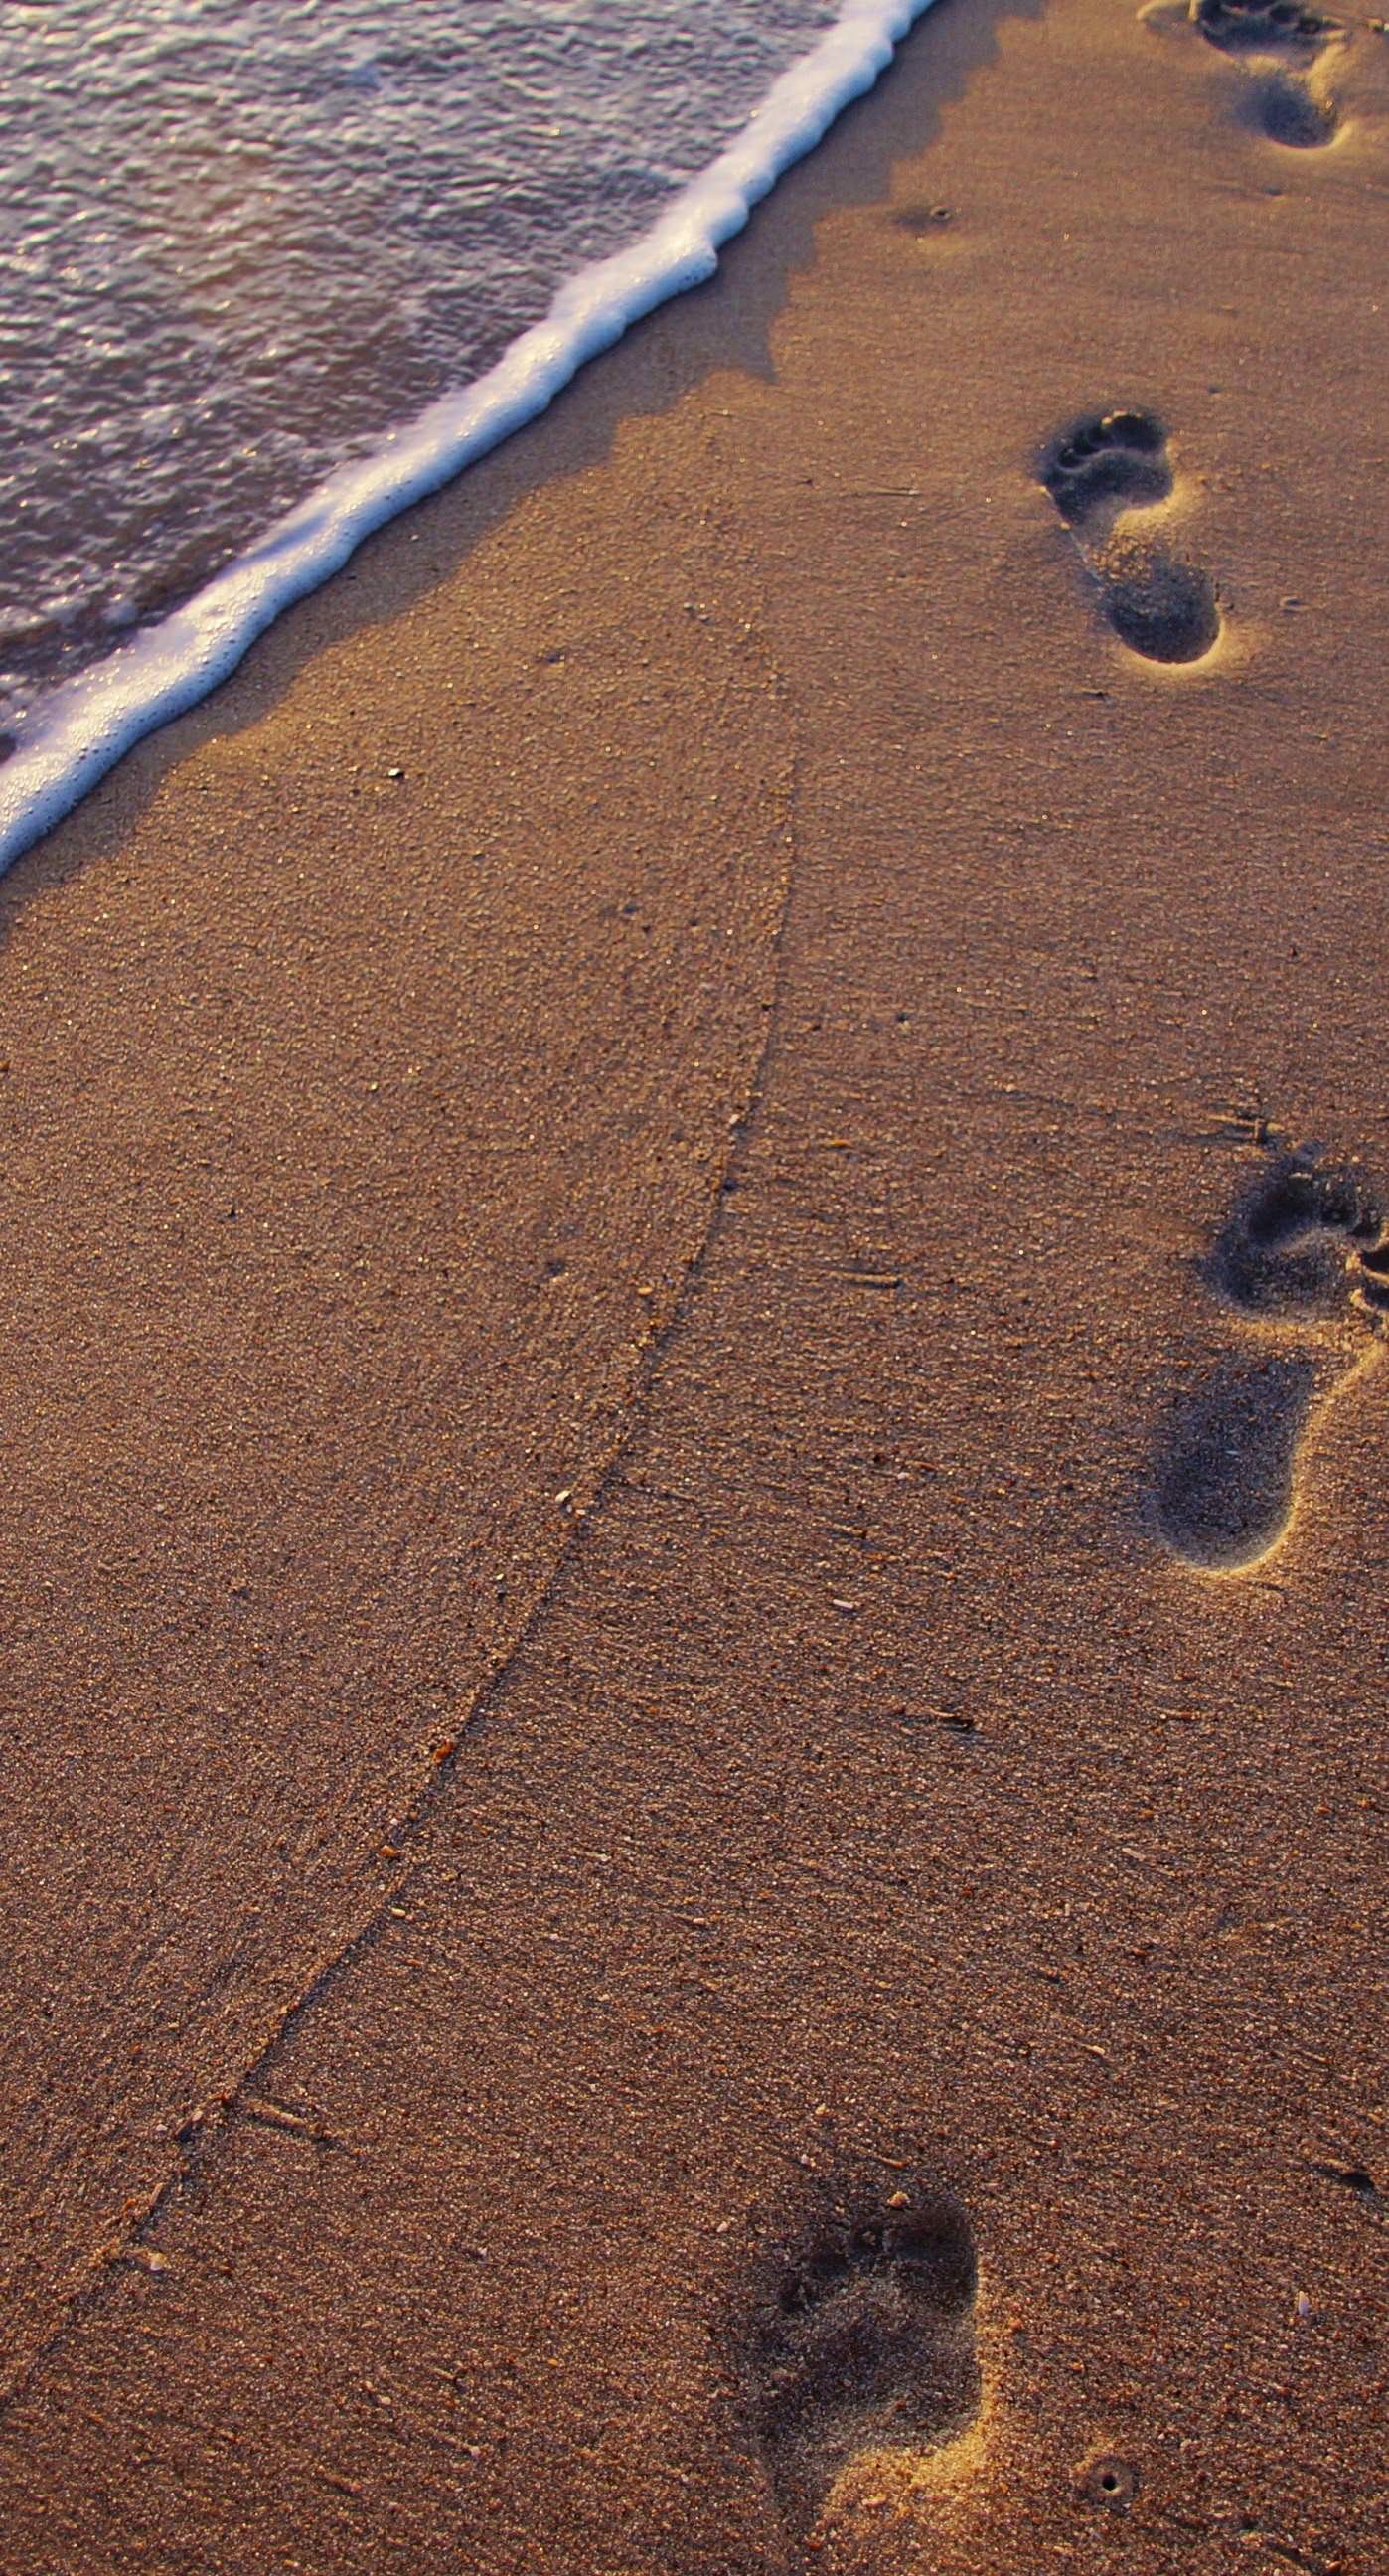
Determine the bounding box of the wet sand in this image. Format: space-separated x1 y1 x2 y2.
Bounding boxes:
0 0 1385 2568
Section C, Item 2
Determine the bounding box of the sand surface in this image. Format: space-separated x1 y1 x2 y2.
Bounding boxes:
0 1 1385 2568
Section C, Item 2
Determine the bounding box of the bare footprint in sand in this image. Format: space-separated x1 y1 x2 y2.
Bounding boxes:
740 2189 981 2547
1040 408 1220 664
1145 0 1345 148
1154 1150 1389 1572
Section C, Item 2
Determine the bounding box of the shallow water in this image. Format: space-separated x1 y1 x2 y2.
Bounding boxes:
2 0 841 743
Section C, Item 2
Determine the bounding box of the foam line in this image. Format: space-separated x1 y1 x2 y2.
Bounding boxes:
0 1 936 877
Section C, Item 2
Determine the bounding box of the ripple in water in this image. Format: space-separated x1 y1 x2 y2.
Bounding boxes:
1 0 841 747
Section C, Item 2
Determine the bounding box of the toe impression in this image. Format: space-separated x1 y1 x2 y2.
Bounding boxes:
743 2188 982 2537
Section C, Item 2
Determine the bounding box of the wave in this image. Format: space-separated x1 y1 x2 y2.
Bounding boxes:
0 0 935 879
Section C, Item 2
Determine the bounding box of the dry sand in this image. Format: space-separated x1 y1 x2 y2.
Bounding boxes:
0 0 1385 2568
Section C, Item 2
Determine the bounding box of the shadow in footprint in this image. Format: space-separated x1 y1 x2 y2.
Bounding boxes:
740 2188 981 2545
1208 1155 1385 1310
1169 0 1343 147
1040 410 1220 665
1154 1151 1388 1572
1156 1353 1318 1568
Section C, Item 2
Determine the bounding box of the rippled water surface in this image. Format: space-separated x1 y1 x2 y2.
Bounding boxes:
2 0 840 739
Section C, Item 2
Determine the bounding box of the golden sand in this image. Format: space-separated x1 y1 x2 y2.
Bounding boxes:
0 1 1384 2567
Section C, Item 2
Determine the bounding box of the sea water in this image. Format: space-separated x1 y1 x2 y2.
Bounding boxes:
0 0 933 866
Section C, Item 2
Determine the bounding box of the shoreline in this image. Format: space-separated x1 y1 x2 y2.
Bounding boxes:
0 0 937 880
0 0 1385 2567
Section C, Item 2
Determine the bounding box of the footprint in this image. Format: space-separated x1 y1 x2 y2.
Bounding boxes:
1154 1150 1389 1572
1194 0 1334 60
1147 0 1344 148
1040 409 1221 664
1195 0 1342 144
740 2188 981 2543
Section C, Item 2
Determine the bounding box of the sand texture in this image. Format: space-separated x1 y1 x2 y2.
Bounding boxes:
0 0 1385 2569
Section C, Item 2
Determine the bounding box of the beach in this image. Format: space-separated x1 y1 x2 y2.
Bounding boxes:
0 0 1385 2568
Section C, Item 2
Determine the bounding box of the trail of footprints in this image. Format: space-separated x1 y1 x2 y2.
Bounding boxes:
724 5 1369 2564
729 1160 1384 2565
1034 0 1360 658
742 17 1369 2550
1155 1151 1389 1571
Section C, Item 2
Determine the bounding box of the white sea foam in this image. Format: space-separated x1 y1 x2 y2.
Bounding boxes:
0 0 935 877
